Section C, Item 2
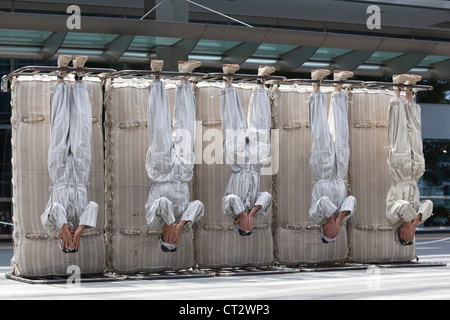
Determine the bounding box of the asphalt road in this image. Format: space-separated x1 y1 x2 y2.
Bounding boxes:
0 233 449 301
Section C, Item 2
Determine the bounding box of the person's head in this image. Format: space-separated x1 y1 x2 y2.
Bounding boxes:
397 229 414 246
234 225 252 236
319 226 337 244
159 238 178 253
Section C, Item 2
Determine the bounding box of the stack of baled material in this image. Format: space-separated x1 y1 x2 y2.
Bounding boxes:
272 85 349 265
10 74 420 278
104 78 195 273
10 75 105 277
193 82 274 268
347 89 415 263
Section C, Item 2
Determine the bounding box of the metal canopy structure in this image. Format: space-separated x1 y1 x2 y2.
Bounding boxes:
0 0 449 80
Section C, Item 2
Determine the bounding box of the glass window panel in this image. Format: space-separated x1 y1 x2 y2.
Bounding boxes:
0 29 52 46
420 139 450 227
309 48 352 61
419 55 450 66
63 33 119 48
191 39 241 55
129 36 181 51
366 51 404 63
252 43 298 58
56 48 104 56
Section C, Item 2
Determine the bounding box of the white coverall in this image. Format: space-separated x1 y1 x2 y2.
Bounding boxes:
308 90 356 242
221 85 272 221
386 97 433 229
41 82 98 238
145 80 204 237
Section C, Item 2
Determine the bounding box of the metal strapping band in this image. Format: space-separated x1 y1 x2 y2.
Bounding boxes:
21 115 45 123
202 120 222 127
118 122 141 129
282 122 302 130
253 223 270 230
25 233 49 240
202 223 270 231
354 123 372 129
120 229 141 235
282 224 302 230
355 224 394 232
202 225 224 231
355 224 374 231
81 230 101 237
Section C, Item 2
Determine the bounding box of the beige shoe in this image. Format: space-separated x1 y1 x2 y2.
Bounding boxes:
258 65 276 77
405 74 422 85
178 60 201 73
72 55 88 77
57 54 72 77
223 64 240 82
311 69 330 81
223 64 240 75
334 70 354 81
393 74 410 84
151 60 164 72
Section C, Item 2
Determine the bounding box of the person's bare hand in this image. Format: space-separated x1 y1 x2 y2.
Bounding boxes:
162 223 177 244
174 221 188 245
236 211 249 231
73 226 85 251
59 224 73 251
247 205 262 231
398 222 413 243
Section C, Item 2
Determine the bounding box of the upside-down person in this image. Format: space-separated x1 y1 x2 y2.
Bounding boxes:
386 74 433 245
221 64 273 236
145 60 204 252
308 69 357 243
41 54 98 253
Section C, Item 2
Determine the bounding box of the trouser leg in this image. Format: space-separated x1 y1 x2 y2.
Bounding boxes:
329 91 350 179
69 81 92 184
309 91 334 180
172 80 196 168
48 82 70 184
221 85 247 166
247 86 271 169
145 80 173 178
405 100 426 180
